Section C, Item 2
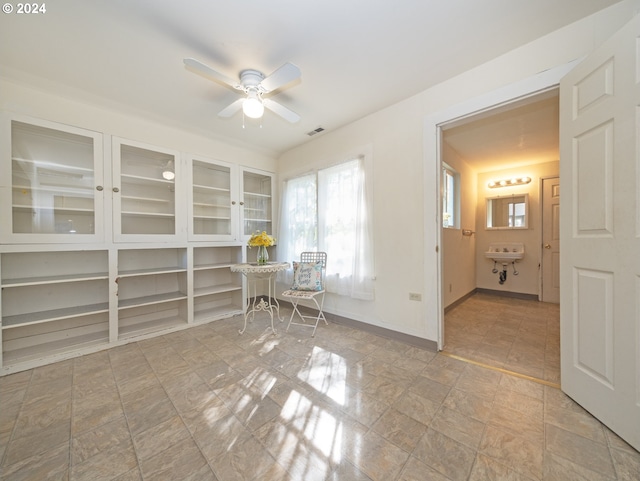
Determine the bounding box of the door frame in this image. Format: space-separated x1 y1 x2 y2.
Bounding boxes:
424 60 579 351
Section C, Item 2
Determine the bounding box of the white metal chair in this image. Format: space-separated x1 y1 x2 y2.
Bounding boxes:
281 252 328 336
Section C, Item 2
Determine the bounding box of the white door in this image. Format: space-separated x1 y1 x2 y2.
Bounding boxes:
541 177 560 303
560 14 640 450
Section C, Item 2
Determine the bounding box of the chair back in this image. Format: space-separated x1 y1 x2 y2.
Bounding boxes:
300 251 327 268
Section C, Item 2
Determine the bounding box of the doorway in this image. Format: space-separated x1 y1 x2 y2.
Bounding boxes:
437 88 561 382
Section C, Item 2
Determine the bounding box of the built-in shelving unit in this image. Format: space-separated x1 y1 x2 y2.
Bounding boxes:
1 250 109 365
187 157 275 242
193 246 243 322
0 114 276 375
117 248 188 339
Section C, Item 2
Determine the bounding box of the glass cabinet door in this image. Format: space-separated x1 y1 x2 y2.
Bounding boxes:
112 138 182 241
1 117 104 243
189 157 237 241
241 168 273 238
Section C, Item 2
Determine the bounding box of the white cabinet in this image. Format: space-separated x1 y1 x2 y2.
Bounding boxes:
189 156 238 241
0 115 105 244
193 246 243 322
112 137 185 242
1 250 110 367
241 167 274 239
117 248 188 339
1 117 275 246
188 156 275 242
0 115 278 374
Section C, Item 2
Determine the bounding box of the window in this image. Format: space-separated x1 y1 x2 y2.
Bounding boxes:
442 164 459 228
280 157 374 300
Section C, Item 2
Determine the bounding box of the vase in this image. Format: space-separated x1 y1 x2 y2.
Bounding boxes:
256 245 269 265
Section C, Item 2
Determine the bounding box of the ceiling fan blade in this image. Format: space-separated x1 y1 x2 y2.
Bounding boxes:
183 58 241 90
263 98 301 123
260 62 301 93
218 98 244 118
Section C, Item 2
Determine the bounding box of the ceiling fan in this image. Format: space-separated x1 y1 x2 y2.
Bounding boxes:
183 58 301 123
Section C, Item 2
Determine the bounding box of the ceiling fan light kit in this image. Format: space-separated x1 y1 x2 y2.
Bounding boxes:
183 58 301 124
243 90 264 119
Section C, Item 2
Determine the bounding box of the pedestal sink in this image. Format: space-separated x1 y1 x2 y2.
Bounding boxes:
484 242 525 262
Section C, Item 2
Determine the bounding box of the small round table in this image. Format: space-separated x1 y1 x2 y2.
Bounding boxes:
230 261 290 334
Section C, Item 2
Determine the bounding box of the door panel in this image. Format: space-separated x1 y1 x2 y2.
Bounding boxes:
575 121 614 235
574 268 614 387
560 14 640 450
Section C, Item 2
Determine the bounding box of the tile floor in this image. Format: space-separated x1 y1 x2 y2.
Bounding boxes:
1 304 639 480
443 292 561 384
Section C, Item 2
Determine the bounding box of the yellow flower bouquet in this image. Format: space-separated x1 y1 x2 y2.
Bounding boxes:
247 231 275 264
247 231 276 247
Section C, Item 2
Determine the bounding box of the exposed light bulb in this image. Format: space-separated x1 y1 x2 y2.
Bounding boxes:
162 160 175 180
243 91 264 119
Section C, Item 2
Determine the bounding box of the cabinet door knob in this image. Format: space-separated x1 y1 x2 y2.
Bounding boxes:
96 185 104 191
113 187 120 193
231 201 236 205
544 243 551 249
239 202 244 206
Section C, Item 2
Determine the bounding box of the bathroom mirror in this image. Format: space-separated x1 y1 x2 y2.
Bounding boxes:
486 194 528 229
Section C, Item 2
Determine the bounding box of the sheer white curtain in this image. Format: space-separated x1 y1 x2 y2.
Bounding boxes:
279 158 374 300
278 173 316 285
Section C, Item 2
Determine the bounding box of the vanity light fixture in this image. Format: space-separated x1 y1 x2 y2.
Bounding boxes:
488 176 531 188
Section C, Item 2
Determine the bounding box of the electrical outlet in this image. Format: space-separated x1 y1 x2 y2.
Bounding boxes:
409 292 422 301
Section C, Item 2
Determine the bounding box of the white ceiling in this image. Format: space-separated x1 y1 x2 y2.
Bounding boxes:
443 89 560 173
0 0 620 156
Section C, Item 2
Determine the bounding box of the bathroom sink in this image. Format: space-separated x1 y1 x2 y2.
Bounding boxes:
485 242 524 262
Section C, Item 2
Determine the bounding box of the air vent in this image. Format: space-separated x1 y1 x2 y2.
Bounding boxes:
306 127 325 136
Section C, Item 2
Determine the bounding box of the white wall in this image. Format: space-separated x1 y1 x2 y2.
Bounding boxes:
277 1 638 342
475 161 559 295
442 144 477 307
